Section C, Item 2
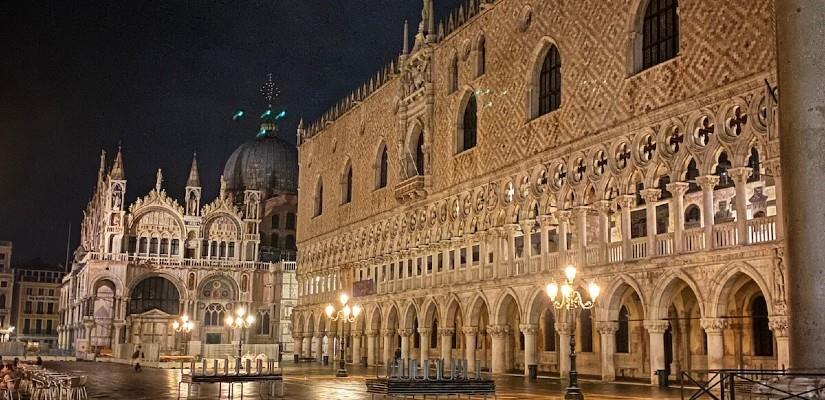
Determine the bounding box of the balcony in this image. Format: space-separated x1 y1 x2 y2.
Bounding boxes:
85 252 285 272
393 175 427 204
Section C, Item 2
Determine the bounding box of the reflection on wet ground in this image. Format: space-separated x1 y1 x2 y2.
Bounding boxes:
45 361 686 399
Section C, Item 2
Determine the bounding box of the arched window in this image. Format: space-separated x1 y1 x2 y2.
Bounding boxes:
256 311 271 335
543 310 556 351
271 214 280 229
685 158 700 193
285 213 296 230
285 235 296 250
538 45 562 116
616 306 630 353
714 151 734 189
376 145 388 189
128 277 180 315
684 205 701 228
314 180 324 217
579 308 593 352
204 303 225 326
271 234 280 248
341 163 353 204
448 54 458 94
457 94 478 153
414 131 425 176
752 296 774 356
747 147 761 182
642 0 679 70
475 36 486 77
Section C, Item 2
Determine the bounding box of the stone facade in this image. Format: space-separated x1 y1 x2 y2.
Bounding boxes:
294 0 786 383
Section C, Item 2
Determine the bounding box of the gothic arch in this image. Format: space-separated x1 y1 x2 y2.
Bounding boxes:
466 293 491 325
493 289 522 325
401 300 420 331
708 262 774 318
455 86 479 154
599 274 648 322
91 275 125 298
526 36 563 119
650 271 705 320
421 298 440 328
524 286 554 325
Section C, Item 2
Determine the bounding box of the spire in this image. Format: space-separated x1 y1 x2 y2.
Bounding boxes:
97 150 107 185
403 20 410 54
219 175 227 199
155 168 163 192
110 146 125 180
427 0 435 37
187 152 200 187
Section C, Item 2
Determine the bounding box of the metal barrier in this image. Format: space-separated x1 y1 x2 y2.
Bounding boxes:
680 369 825 400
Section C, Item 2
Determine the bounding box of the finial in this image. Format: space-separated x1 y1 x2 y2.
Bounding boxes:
110 146 125 180
403 20 410 54
187 152 200 187
155 168 163 192
220 175 227 198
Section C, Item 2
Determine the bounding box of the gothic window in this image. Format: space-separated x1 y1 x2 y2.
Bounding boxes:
538 45 562 116
204 303 225 326
241 274 249 292
747 147 761 182
684 205 701 228
341 163 353 204
414 131 425 176
376 144 388 189
752 296 774 356
685 158 700 193
285 213 296 230
271 214 280 229
160 238 169 255
448 54 458 94
149 238 158 254
128 277 180 315
457 94 478 153
475 36 486 77
714 151 734 189
543 310 556 351
171 239 179 255
579 308 594 352
314 180 324 217
285 235 296 250
616 306 630 353
256 311 271 335
642 0 679 70
657 175 672 199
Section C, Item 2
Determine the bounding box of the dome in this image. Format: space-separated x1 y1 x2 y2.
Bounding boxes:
223 134 298 196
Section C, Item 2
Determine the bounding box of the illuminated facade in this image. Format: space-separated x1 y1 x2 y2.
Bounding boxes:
58 112 299 360
293 0 785 384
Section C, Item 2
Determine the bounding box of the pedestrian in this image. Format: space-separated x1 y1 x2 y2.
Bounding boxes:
35 356 43 366
132 345 143 372
394 347 401 361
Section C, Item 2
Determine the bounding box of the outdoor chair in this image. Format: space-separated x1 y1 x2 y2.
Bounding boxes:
2 378 22 400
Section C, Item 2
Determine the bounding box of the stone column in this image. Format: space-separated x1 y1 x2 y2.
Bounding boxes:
314 333 324 362
640 189 661 256
597 322 618 382
352 330 362 365
504 224 518 276
440 328 455 367
769 316 790 369
764 160 784 239
463 326 478 372
538 215 553 270
556 211 571 266
644 320 669 385
595 200 612 262
478 233 489 279
441 243 451 278
729 167 753 245
573 206 589 265
697 175 720 249
399 329 411 361
418 328 430 362
520 221 534 271
616 195 634 261
488 325 509 374
555 322 572 377
326 331 337 361
666 182 689 253
303 334 312 358
464 234 475 281
293 334 303 358
520 324 538 376
382 329 395 366
701 318 728 371
365 330 377 366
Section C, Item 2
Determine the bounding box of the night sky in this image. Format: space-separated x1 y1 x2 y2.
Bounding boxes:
0 0 461 265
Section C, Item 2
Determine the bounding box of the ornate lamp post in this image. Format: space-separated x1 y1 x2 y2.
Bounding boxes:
546 265 600 400
173 315 194 355
325 292 362 378
225 306 255 359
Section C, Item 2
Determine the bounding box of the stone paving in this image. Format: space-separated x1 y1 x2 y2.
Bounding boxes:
44 361 689 399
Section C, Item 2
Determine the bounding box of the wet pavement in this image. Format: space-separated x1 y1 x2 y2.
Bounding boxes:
44 360 689 399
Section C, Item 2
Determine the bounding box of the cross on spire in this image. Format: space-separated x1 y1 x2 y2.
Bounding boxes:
260 73 280 109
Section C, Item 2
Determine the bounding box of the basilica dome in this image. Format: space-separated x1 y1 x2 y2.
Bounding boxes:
223 129 298 196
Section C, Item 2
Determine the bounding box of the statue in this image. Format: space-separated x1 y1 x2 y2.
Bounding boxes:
773 247 786 303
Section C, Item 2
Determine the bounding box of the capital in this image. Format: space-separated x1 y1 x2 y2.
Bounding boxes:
554 322 572 335
596 321 619 335
381 329 395 337
768 316 789 337
594 200 612 213
519 324 538 335
727 167 753 184
665 182 690 197
643 320 670 334
572 206 590 217
538 214 556 227
640 188 661 203
700 318 729 334
365 329 379 337
398 328 413 338
696 175 720 190
615 194 635 209
487 324 509 338
554 210 571 223
461 326 479 336
439 328 455 337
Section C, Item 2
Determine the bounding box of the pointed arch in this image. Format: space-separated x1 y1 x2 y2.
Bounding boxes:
456 88 478 153
340 157 353 205
375 141 389 189
650 271 705 320
473 32 486 77
627 0 680 74
313 176 324 216
708 262 773 318
493 290 522 325
527 36 563 119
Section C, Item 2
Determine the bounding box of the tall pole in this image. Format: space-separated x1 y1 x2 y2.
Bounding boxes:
566 311 583 400
775 0 825 369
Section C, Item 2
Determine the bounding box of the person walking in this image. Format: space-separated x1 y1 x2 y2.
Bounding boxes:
132 345 143 372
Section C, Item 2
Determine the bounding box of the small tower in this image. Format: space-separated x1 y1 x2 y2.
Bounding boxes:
185 153 201 217
243 187 263 261
105 147 127 253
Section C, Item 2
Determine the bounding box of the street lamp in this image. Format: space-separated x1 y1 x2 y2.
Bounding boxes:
325 292 362 378
546 265 600 400
173 315 194 355
225 306 255 359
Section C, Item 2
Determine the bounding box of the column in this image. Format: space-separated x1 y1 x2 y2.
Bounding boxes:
701 318 728 371
616 195 634 261
441 242 451 281
399 329 411 361
326 331 337 361
488 325 508 374
418 328 430 362
505 224 518 276
520 221 533 271
478 233 489 279
303 334 312 358
520 324 538 376
555 322 571 377
764 160 784 239
440 328 454 365
352 330 362 365
667 182 690 253
573 206 589 265
538 215 553 271
366 330 378 366
293 334 303 358
556 211 571 266
597 322 618 382
640 189 661 256
314 333 324 362
490 228 502 279
594 201 611 263
769 317 790 369
644 320 669 385
382 329 394 366
729 167 753 245
697 175 720 249
463 326 478 373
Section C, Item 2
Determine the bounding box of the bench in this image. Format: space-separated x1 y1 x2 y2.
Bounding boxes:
177 358 284 399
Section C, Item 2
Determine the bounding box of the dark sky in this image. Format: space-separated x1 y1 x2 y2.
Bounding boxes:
0 0 461 265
